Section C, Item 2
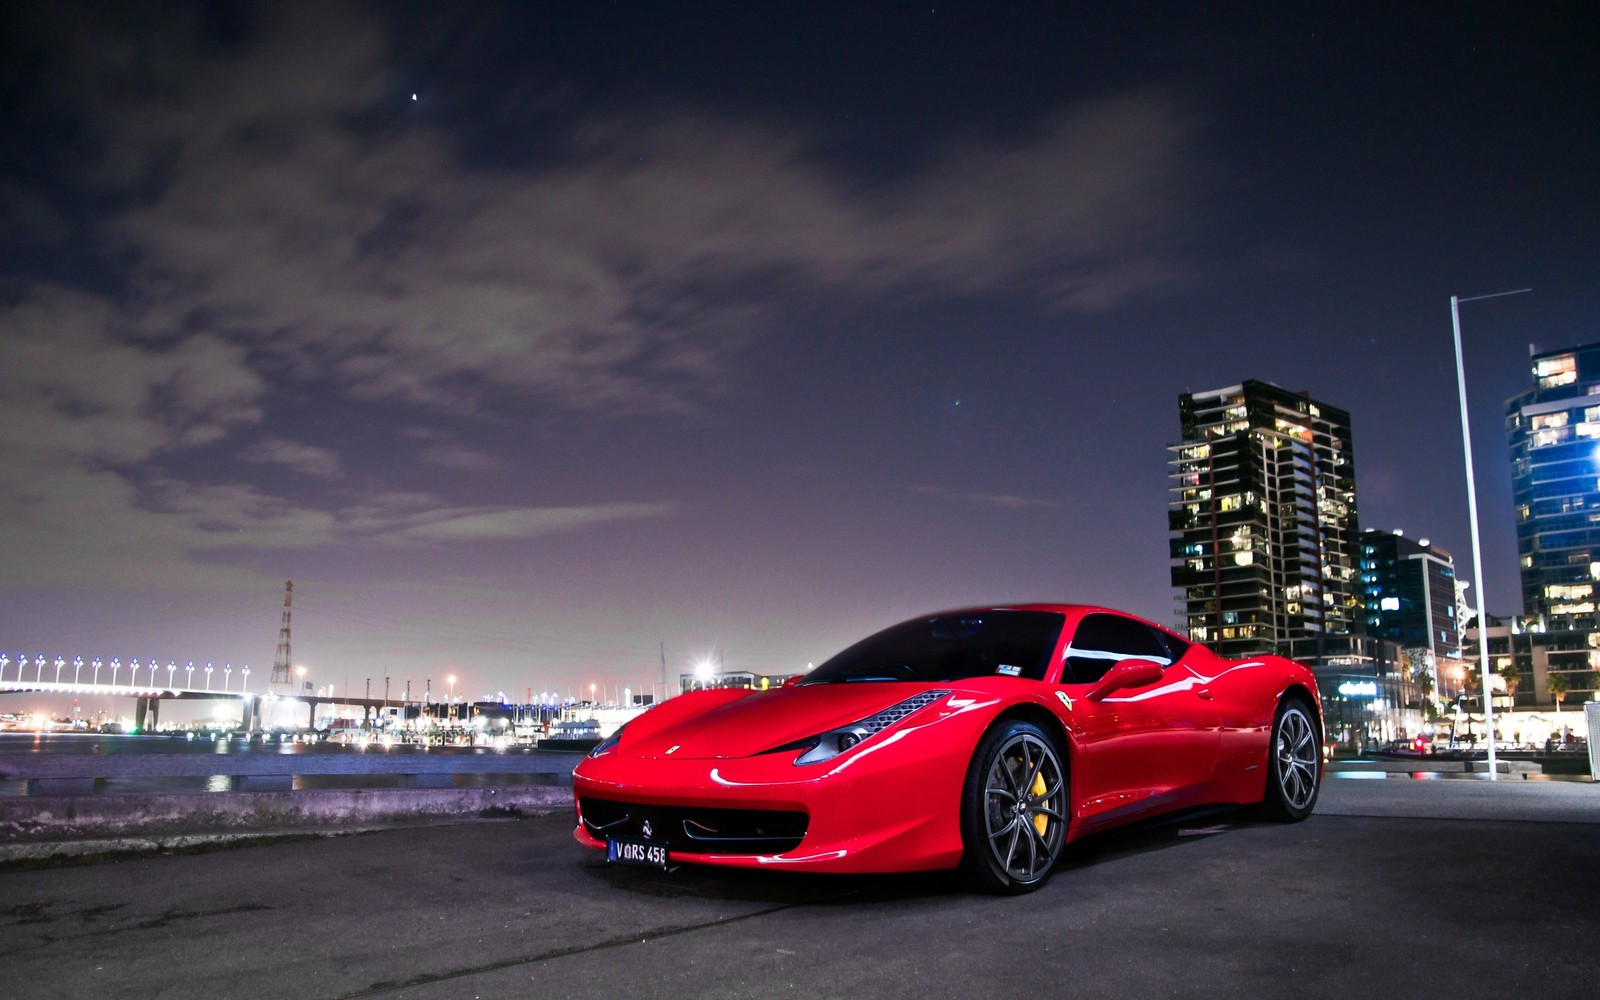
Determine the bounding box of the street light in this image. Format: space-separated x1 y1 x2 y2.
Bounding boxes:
448 674 457 720
1451 287 1531 782
92 658 102 685
186 661 194 689
74 656 83 684
205 662 213 690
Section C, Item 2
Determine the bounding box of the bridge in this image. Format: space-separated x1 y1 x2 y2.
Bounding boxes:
0 653 443 731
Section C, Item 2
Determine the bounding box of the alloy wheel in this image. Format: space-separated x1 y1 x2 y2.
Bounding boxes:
982 731 1066 884
1275 705 1319 811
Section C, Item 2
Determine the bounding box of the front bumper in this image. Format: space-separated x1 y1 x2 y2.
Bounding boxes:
572 719 975 874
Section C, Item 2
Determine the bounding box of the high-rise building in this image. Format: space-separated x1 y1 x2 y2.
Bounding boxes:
1169 380 1361 658
1360 530 1459 652
1501 341 1600 707
1359 529 1462 704
1506 341 1600 631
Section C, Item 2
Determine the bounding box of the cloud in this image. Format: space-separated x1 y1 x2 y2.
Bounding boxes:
401 428 498 470
914 485 1062 511
0 2 1205 590
19 3 1205 417
241 437 343 479
398 502 678 543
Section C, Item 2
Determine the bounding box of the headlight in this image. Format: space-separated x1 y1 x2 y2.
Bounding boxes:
781 690 949 765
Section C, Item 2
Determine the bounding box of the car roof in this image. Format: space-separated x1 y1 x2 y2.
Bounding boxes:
920 603 1187 642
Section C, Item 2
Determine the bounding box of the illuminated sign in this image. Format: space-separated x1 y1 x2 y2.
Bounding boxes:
1337 680 1379 698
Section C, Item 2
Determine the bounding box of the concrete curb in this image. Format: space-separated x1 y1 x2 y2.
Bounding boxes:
0 785 576 849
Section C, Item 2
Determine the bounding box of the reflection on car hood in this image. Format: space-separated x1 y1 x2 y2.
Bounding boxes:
623 683 949 760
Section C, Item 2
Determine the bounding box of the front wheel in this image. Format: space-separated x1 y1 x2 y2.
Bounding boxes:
960 719 1068 893
1259 696 1321 821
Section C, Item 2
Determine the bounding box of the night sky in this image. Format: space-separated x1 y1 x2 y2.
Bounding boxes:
2 2 1596 705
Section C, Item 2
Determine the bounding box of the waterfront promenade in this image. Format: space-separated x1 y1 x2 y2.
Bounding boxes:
1 776 1595 1000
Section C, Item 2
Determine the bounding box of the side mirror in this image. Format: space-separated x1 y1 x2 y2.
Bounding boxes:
1086 659 1166 702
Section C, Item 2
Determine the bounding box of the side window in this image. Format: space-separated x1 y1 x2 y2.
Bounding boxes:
1063 613 1172 684
1156 630 1191 664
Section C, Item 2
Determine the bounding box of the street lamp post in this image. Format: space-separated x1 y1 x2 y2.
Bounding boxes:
74 656 83 684
448 674 457 720
1451 287 1531 783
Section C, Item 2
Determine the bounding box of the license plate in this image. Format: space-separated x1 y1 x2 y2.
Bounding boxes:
607 836 669 870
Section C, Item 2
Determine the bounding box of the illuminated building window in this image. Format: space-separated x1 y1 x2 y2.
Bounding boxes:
1536 354 1577 388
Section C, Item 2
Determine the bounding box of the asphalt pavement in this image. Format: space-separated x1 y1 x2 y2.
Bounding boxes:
1 775 1595 1000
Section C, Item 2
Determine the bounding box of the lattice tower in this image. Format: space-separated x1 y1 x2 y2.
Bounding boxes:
270 580 293 693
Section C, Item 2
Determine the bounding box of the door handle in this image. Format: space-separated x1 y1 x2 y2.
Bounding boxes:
1196 687 1213 701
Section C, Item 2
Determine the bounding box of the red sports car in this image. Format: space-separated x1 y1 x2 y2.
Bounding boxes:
573 604 1323 892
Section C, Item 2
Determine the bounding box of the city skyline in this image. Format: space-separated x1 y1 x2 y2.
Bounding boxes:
2 4 1596 705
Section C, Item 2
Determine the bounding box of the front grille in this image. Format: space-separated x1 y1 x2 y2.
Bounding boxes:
579 796 808 854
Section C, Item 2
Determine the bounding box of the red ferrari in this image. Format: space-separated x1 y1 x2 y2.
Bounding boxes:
573 604 1323 892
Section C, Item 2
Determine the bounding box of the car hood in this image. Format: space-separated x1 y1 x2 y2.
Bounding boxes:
622 683 950 760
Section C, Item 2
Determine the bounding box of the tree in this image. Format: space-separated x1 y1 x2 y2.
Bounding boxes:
1547 671 1570 712
1498 661 1520 701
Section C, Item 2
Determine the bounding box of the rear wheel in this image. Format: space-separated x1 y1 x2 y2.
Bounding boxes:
960 719 1068 893
1259 696 1321 821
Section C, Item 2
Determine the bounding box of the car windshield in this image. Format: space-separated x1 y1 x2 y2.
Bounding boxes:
800 611 1065 684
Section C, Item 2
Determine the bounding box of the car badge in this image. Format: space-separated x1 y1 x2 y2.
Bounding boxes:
1055 691 1075 711
665 744 680 755
642 820 653 839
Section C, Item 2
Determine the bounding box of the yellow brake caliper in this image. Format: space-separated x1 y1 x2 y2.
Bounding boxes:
1031 770 1050 837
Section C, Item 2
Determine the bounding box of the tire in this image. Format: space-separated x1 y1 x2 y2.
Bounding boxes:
960 718 1068 893
1259 696 1321 822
